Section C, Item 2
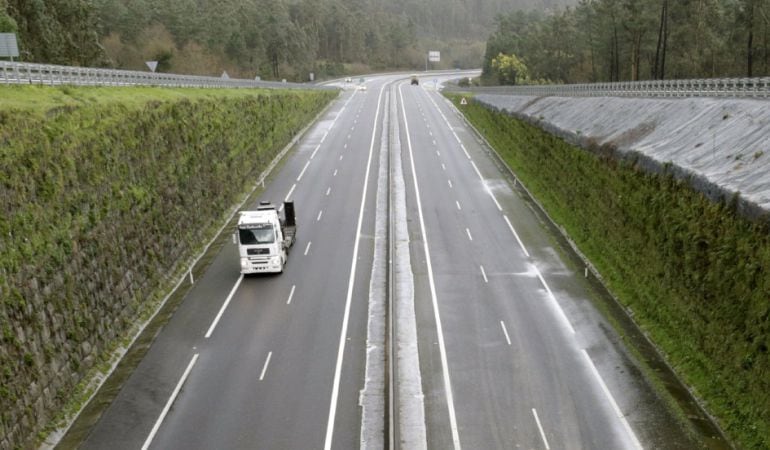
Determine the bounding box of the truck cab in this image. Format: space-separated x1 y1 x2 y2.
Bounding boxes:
237 202 296 274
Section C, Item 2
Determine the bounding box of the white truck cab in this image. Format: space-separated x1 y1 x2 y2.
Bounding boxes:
237 202 296 274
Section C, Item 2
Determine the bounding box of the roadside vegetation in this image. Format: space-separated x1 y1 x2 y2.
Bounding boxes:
447 94 770 449
0 84 335 448
483 0 770 84
0 0 572 80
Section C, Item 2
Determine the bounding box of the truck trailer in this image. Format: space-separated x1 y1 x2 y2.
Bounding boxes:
236 201 296 274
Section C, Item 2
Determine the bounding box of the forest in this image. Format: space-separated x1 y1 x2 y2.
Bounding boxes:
483 0 770 84
0 0 571 81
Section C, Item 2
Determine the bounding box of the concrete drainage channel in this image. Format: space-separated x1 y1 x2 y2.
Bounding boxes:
359 80 428 449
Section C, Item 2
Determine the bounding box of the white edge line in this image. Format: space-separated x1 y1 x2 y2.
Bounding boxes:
205 274 244 338
311 144 321 159
532 408 551 450
286 285 296 305
323 78 384 450
581 350 643 450
533 266 576 335
500 321 511 345
503 215 530 257
259 351 273 381
470 160 502 212
399 83 462 450
141 353 199 450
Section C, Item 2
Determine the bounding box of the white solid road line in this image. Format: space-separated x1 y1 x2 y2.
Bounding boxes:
532 265 576 335
581 350 643 450
205 274 244 338
141 353 199 450
286 285 296 305
503 215 530 258
480 265 488 283
459 143 470 159
532 408 551 450
500 321 511 345
304 242 312 256
259 352 273 381
399 84 462 450
323 81 384 450
470 160 503 212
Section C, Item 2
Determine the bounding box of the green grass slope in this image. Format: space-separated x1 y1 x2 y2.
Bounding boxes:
448 94 770 449
0 85 335 448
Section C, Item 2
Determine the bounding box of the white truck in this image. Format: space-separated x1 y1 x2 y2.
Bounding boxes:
236 201 297 274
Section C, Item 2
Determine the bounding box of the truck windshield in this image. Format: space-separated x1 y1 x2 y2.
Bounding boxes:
239 224 275 244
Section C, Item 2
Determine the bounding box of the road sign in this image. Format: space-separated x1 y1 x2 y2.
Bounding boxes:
460 98 468 105
145 61 158 72
221 71 230 79
0 33 19 59
428 51 440 62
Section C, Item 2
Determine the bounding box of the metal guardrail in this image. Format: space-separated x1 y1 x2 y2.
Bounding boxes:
446 77 770 99
0 60 331 90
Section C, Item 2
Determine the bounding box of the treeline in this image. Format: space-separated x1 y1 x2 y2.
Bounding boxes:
483 0 770 84
2 0 574 80
0 0 107 66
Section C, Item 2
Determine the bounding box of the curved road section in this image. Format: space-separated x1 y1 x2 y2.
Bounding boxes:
61 73 703 450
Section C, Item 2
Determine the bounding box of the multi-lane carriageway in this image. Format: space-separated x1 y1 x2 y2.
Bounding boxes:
62 73 706 449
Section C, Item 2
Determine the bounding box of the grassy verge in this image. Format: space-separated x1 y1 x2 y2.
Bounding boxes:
0 84 336 448
447 94 770 449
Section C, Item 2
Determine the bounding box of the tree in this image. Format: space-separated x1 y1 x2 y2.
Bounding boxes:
490 52 530 85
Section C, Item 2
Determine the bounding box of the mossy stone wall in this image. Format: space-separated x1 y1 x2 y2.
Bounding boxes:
0 89 335 449
451 95 770 449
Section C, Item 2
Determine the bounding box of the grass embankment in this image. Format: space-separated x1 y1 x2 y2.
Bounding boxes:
447 94 770 449
0 84 336 448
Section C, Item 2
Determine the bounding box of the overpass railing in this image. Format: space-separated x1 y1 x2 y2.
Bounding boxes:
0 60 330 90
447 77 770 99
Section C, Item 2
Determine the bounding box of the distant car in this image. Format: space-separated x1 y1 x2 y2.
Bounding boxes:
357 84 367 91
345 77 352 83
411 76 419 85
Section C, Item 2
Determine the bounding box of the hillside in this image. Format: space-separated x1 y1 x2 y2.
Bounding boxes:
1 0 575 79
0 84 335 449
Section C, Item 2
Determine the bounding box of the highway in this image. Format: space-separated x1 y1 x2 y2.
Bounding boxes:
60 73 704 449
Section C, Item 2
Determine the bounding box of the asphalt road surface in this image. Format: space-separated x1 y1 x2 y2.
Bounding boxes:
59 73 709 450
